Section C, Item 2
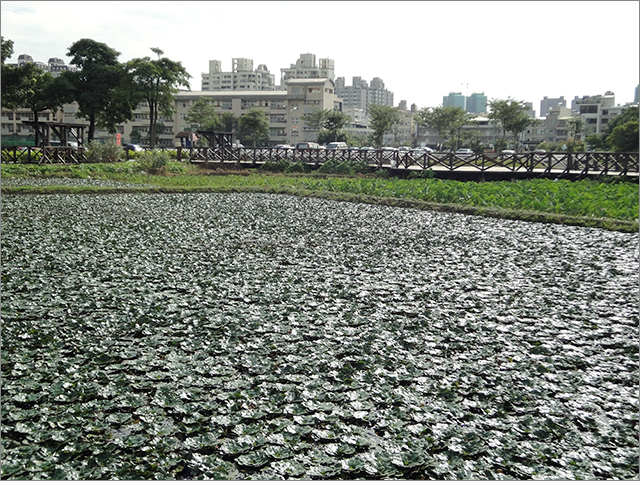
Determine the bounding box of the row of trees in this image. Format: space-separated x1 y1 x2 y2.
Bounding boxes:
415 99 539 152
1 37 190 148
182 100 404 148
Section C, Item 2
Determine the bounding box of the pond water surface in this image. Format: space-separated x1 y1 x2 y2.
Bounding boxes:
1 193 637 480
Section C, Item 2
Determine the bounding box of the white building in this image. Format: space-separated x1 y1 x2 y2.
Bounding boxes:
280 53 335 86
334 76 394 115
201 58 276 91
572 92 617 135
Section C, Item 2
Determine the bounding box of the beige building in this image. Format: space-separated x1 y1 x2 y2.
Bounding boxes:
2 79 343 148
119 78 343 147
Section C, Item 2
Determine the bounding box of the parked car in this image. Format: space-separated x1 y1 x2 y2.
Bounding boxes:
501 149 516 155
359 146 375 151
455 148 474 158
124 144 144 152
534 149 547 155
397 146 412 152
326 141 348 150
411 147 434 155
274 144 293 149
296 142 321 150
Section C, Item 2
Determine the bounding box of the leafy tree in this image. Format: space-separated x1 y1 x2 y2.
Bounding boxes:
323 110 351 142
62 38 137 141
237 109 269 148
1 37 74 125
1 36 14 64
301 107 327 130
566 116 585 153
128 48 191 148
219 112 238 133
368 104 401 148
586 106 639 151
488 98 537 151
317 129 349 145
302 108 350 142
184 98 220 130
130 128 142 143
607 119 639 152
416 106 469 150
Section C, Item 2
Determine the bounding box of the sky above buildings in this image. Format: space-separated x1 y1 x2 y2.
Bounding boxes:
2 1 638 113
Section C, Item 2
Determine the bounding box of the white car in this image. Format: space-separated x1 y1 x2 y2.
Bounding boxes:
274 144 293 149
455 148 474 158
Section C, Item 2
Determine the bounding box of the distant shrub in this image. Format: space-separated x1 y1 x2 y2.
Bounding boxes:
137 149 171 174
260 159 291 173
407 168 435 179
86 140 124 163
317 158 372 175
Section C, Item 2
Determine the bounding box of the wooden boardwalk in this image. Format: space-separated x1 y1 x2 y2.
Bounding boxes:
183 148 639 180
2 146 637 180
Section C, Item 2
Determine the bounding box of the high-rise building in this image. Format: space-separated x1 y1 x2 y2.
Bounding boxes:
280 53 334 86
201 58 276 91
540 96 566 117
443 92 466 109
334 76 394 115
466 92 487 114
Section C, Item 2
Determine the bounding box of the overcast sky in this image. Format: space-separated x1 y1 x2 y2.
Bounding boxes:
2 1 638 114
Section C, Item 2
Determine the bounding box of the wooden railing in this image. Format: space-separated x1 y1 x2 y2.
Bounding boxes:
180 147 639 177
2 145 637 178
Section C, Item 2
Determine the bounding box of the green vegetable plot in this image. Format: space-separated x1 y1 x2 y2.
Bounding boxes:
1 193 638 480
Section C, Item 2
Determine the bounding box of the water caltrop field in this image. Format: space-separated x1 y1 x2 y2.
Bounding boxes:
1 192 638 480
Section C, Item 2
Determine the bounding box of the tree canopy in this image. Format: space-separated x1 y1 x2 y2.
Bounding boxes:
1 37 73 120
488 98 537 151
368 104 401 148
302 107 351 143
237 109 269 148
586 106 639 152
62 39 137 140
128 48 191 148
184 98 220 131
416 106 470 150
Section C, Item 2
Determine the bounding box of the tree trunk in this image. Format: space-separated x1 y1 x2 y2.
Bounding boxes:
88 115 96 142
149 103 156 149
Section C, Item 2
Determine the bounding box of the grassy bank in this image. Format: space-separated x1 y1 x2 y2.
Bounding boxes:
2 161 638 232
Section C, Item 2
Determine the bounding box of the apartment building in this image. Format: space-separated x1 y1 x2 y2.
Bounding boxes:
341 107 373 141
334 76 394 115
572 92 619 135
280 53 335 86
8 53 77 77
201 58 276 91
520 106 573 146
540 96 566 117
117 78 343 147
